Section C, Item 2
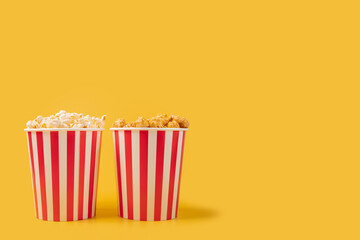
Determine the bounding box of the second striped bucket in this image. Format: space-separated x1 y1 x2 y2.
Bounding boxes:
111 128 188 221
25 128 103 221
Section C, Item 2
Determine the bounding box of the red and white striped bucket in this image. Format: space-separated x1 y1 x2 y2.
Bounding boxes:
111 128 188 221
25 129 103 221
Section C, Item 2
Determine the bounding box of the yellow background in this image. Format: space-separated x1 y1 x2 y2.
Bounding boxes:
0 1 359 239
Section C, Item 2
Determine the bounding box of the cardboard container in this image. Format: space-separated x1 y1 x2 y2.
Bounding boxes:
25 128 103 221
111 128 188 221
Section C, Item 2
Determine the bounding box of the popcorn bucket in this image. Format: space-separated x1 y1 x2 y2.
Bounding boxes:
110 128 188 221
25 128 103 221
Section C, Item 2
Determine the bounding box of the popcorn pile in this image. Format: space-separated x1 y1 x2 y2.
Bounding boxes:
112 114 189 128
26 110 106 129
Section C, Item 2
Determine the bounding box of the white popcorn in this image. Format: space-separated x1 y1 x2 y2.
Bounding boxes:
70 113 81 119
26 110 106 129
59 113 68 120
35 116 43 123
26 120 38 128
98 121 105 128
40 121 47 128
61 118 72 125
26 120 32 128
72 123 85 128
55 110 67 117
47 119 61 128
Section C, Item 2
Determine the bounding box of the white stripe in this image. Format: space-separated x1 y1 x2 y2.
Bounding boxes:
83 131 92 219
161 131 173 220
172 131 183 219
119 131 128 218
31 132 42 219
43 132 53 221
131 131 140 220
147 131 157 221
73 131 80 220
59 131 67 221
113 131 120 216
27 134 37 217
92 131 101 217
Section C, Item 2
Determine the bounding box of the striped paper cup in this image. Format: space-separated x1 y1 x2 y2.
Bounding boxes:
25 128 103 221
111 128 188 221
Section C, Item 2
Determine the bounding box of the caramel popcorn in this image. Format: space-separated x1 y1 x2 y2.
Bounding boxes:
148 117 167 128
26 110 106 129
133 117 150 127
172 115 190 128
156 114 171 125
112 114 189 128
112 118 126 128
167 120 180 128
125 122 136 127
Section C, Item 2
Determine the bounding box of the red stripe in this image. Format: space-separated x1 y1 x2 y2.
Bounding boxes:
28 132 39 218
78 131 86 220
94 132 102 216
36 132 47 220
114 131 123 217
67 131 75 221
88 131 98 218
50 131 60 221
154 131 166 221
167 131 179 219
175 132 186 218
139 131 149 221
124 130 134 219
